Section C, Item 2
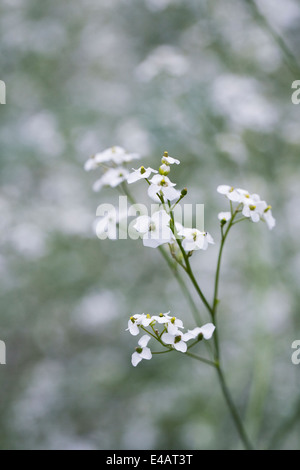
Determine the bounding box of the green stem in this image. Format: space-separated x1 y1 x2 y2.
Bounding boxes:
185 351 217 367
211 210 254 450
215 364 254 450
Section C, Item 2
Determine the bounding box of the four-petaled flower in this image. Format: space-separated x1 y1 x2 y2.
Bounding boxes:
93 167 129 192
217 185 241 202
127 166 157 184
133 210 173 248
127 314 152 336
177 227 214 252
85 146 140 170
182 323 216 341
148 174 181 202
131 335 152 367
218 212 232 223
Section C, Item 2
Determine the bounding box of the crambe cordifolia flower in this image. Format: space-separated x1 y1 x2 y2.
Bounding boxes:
133 210 173 248
127 314 152 336
131 335 152 367
161 321 216 352
161 330 190 353
161 151 180 166
148 174 181 202
85 146 140 170
217 185 241 202
183 323 216 341
127 166 157 184
177 227 214 252
240 192 267 223
151 313 184 334
218 212 232 223
93 167 129 192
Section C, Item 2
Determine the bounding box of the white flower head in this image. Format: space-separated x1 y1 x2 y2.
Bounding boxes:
133 210 173 248
126 314 152 336
182 323 216 341
241 193 266 223
218 212 232 223
93 167 129 192
161 331 188 353
177 226 214 252
151 311 172 324
217 185 241 202
161 151 180 166
85 146 139 171
148 174 180 202
127 166 157 184
131 335 152 367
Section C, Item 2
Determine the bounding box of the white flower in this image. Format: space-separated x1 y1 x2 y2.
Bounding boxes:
148 174 180 202
127 314 152 336
86 146 140 170
161 153 180 165
161 331 190 353
151 311 172 324
131 335 152 367
177 227 214 252
93 167 129 192
127 166 157 184
182 323 216 341
151 313 184 334
133 210 173 248
241 193 266 223
218 212 232 223
217 185 241 202
262 205 276 230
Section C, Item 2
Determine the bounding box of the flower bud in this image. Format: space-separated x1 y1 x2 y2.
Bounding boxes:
181 188 187 196
159 164 170 176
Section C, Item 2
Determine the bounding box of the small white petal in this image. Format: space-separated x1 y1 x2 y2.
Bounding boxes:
133 215 151 233
174 341 187 353
199 323 216 340
140 347 152 360
218 212 231 222
131 352 142 367
138 335 151 348
161 332 174 345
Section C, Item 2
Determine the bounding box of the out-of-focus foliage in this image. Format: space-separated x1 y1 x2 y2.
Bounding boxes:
0 0 300 450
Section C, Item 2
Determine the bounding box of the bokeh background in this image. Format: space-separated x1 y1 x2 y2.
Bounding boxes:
0 0 300 450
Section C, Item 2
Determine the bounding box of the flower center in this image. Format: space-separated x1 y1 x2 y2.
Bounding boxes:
136 347 143 354
140 166 146 174
249 205 256 211
264 205 272 213
174 335 182 344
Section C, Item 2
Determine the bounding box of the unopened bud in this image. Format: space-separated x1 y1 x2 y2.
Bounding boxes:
181 188 187 196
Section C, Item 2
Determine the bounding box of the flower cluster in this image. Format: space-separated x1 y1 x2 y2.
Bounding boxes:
128 151 214 251
217 185 275 230
84 146 140 192
127 312 215 366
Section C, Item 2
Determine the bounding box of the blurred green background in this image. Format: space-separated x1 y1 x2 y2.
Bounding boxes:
0 0 300 450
